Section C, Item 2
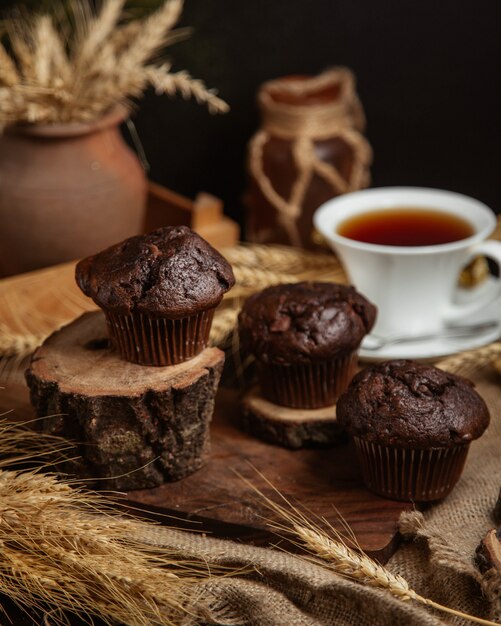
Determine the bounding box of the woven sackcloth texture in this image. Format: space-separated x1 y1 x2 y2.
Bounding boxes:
124 355 501 625
388 358 501 625
135 526 442 626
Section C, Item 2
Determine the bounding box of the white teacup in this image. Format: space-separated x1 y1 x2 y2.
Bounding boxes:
313 187 501 338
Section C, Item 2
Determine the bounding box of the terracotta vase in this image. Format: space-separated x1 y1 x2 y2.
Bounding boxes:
245 68 372 250
0 108 147 277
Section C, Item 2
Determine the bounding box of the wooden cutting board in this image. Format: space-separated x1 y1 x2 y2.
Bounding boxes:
0 245 453 563
0 365 412 563
127 386 414 561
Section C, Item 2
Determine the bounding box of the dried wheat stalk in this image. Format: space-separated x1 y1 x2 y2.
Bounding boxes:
222 243 340 274
0 42 19 87
240 471 498 626
119 0 183 69
224 244 346 298
226 265 345 301
232 265 297 292
0 245 347 362
209 306 240 347
438 342 501 378
0 327 45 359
0 420 222 626
294 524 416 600
0 0 228 126
294 525 498 624
147 67 230 115
74 0 125 68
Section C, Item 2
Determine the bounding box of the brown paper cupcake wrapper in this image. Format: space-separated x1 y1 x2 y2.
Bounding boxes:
105 309 215 366
259 352 358 409
353 437 470 502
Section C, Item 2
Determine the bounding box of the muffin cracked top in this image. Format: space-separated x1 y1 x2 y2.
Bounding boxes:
76 226 235 317
238 282 377 364
337 359 490 448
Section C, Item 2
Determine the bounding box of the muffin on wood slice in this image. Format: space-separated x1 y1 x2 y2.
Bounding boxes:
238 282 376 409
76 226 235 366
337 360 490 502
26 311 225 490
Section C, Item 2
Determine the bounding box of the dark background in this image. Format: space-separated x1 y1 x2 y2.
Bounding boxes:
5 0 501 226
130 0 501 227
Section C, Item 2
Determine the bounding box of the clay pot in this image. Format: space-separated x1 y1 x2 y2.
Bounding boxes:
245 68 372 250
0 108 147 277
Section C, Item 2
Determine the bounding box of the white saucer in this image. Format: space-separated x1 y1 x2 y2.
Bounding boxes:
360 325 500 362
359 278 501 362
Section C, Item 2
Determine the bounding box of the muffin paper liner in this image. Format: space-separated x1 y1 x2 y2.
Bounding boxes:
259 352 358 409
353 437 470 502
105 308 215 366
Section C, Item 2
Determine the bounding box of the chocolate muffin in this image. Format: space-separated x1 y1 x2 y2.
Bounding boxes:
238 282 376 408
337 359 490 501
76 226 235 365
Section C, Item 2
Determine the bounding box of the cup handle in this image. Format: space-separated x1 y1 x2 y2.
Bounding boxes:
443 240 501 322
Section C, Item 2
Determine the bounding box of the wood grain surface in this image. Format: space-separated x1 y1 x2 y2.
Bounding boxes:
0 362 411 563
127 385 413 561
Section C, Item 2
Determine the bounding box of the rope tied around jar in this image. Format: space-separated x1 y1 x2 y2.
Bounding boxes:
248 68 373 247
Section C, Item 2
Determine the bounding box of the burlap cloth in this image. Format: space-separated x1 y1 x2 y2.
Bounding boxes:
134 358 501 625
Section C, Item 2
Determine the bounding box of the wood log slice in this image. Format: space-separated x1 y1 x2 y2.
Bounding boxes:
241 386 344 449
26 311 224 490
476 528 501 574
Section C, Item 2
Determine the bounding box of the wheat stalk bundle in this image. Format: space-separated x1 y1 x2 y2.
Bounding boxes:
0 419 225 626
0 0 228 126
222 242 340 274
222 245 345 303
208 305 240 347
0 327 44 360
438 342 501 378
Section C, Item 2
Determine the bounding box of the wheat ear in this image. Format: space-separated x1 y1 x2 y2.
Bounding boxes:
438 342 501 378
231 266 297 291
0 325 45 359
209 307 239 346
0 420 224 626
147 67 230 114
0 0 228 124
42 15 72 84
74 0 125 66
8 32 36 82
120 0 184 69
0 42 20 86
222 243 339 274
32 16 55 87
238 470 498 626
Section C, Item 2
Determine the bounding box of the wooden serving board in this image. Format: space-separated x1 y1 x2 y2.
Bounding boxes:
0 368 412 563
0 248 435 563
128 386 414 561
